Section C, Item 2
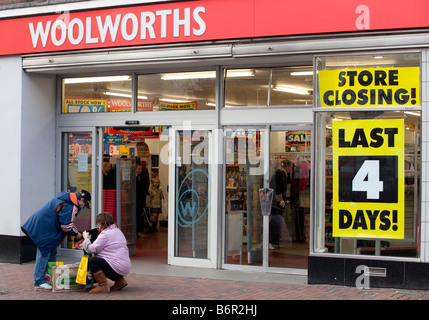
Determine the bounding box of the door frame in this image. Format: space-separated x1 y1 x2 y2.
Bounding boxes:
269 124 312 274
168 124 219 268
221 124 312 275
221 125 270 272
56 126 98 258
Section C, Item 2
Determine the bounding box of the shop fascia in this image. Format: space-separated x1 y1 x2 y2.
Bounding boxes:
4 0 429 56
29 6 206 48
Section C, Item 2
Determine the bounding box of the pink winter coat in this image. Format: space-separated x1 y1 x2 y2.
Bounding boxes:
82 224 131 276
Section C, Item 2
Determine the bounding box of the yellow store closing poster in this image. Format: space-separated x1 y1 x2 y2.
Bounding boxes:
332 119 405 239
319 67 419 108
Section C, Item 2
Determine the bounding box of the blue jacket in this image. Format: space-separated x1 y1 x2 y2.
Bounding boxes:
21 191 81 255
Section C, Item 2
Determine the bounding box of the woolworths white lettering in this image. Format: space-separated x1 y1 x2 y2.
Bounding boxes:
86 17 98 44
51 19 67 46
68 18 84 45
111 99 132 108
96 14 121 43
173 8 190 37
29 21 51 48
192 7 205 36
141 12 156 39
28 6 206 48
121 13 139 41
157 9 171 38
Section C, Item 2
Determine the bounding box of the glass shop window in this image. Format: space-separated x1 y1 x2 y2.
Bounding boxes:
224 66 313 107
62 75 133 113
313 52 421 258
137 71 216 111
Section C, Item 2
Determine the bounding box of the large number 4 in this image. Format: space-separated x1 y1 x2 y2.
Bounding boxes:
352 160 384 199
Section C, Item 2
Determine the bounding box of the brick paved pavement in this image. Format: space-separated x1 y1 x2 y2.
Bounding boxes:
1 259 428 318
0 259 428 302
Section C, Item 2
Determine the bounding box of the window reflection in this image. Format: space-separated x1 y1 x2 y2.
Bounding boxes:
224 69 268 107
271 67 313 106
138 71 216 111
62 71 217 113
62 75 132 113
224 67 313 107
62 67 316 112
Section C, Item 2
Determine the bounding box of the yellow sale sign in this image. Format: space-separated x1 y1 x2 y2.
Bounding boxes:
319 67 420 107
332 119 405 239
64 98 107 113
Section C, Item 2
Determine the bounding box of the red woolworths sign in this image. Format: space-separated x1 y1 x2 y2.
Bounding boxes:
1 0 429 55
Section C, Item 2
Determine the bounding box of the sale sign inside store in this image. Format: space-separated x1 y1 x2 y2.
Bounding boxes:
332 119 405 239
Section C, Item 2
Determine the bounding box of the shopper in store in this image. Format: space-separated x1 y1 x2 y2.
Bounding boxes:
102 159 115 189
135 162 151 236
295 160 310 242
82 212 131 293
135 163 145 237
140 160 151 233
148 177 165 232
178 164 191 200
21 190 91 290
269 160 294 248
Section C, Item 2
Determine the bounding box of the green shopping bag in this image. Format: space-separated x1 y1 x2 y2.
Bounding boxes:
46 261 64 285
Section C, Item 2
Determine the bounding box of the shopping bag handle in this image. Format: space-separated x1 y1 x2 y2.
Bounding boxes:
83 243 91 256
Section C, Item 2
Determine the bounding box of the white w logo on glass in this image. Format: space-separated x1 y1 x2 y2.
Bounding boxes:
176 169 209 227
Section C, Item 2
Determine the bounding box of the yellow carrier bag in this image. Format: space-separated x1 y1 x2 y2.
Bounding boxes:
76 244 91 285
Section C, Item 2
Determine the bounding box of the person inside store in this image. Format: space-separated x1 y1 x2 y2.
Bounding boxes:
178 164 191 198
137 158 150 235
176 164 192 221
295 160 310 242
21 190 91 290
269 160 294 248
102 158 115 189
82 212 131 293
136 163 144 237
135 162 150 237
148 177 165 232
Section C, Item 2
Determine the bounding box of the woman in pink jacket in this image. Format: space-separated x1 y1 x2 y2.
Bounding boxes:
82 212 131 293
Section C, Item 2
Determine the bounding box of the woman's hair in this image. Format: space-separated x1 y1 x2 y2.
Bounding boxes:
96 212 116 230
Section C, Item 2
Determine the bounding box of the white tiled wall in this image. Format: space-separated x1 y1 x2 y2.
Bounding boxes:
420 50 429 262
